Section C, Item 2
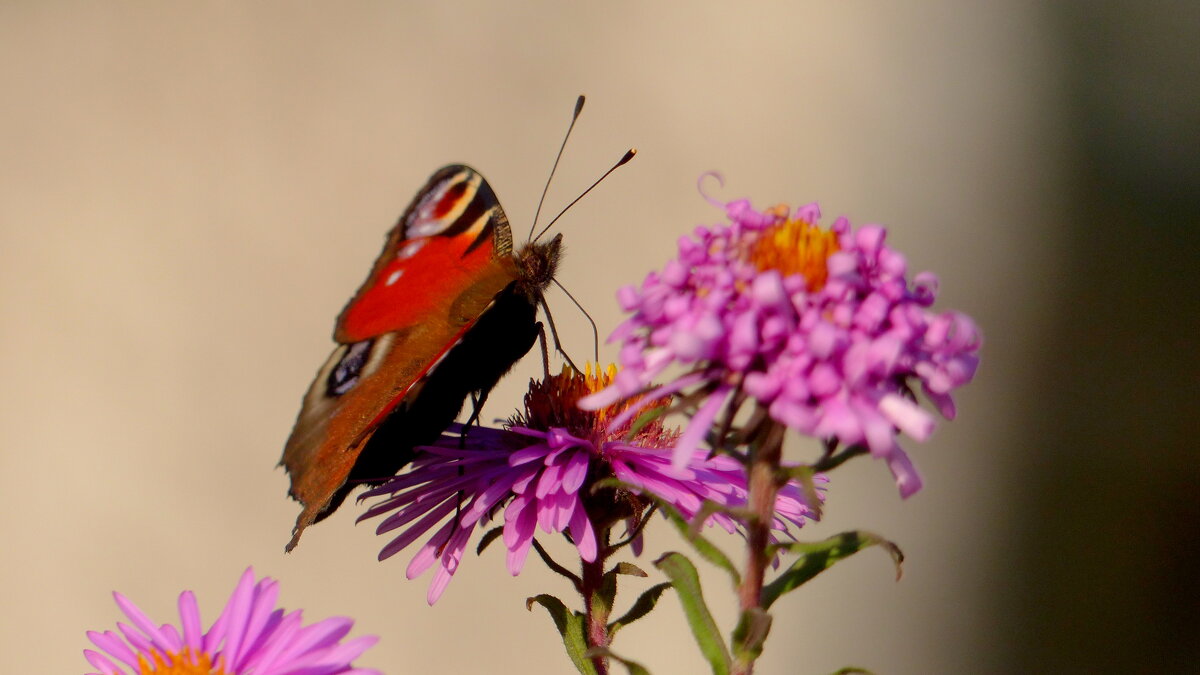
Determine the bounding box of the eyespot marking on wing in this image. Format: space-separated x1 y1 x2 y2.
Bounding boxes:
328 340 373 396
406 171 481 238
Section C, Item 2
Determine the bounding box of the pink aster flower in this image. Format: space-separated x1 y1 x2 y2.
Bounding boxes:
580 177 982 497
83 567 380 675
358 365 822 604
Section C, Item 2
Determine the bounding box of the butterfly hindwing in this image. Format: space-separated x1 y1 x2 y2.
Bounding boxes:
280 166 523 550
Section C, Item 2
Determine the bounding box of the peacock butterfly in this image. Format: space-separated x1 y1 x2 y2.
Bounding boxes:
279 102 634 551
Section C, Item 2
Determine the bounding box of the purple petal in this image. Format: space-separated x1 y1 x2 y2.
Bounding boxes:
111 593 170 653
83 649 122 675
879 393 936 441
379 498 458 560
86 631 139 670
568 504 598 562
887 446 924 498
672 384 730 472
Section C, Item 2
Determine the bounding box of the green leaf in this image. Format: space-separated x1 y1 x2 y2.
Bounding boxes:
829 667 875 674
655 552 731 675
809 444 869 472
596 563 651 631
588 479 740 586
586 647 653 675
532 538 583 590
610 503 657 552
627 405 670 439
475 526 504 555
657 499 741 586
691 499 751 532
730 607 772 665
595 565 618 622
526 594 598 675
762 531 905 609
779 465 823 520
608 582 672 636
610 561 648 577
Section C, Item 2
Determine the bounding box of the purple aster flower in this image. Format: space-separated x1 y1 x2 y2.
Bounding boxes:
580 177 982 497
358 365 822 604
83 567 380 675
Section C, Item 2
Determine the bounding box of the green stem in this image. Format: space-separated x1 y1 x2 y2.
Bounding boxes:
733 421 784 675
581 547 611 675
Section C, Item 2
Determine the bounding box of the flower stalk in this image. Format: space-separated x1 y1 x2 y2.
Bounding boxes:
734 420 785 675
581 545 613 675
739 421 784 616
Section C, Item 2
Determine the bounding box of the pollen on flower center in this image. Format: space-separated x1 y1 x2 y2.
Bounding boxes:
516 364 613 435
514 364 675 448
745 208 840 291
137 649 226 675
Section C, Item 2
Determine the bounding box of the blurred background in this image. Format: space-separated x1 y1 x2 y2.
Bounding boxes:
1 2 1196 673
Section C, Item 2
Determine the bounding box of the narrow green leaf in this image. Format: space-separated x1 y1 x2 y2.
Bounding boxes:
611 562 648 577
809 444 869 472
532 538 583 590
526 594 598 675
589 479 740 586
475 526 504 555
655 552 731 675
762 531 905 609
627 405 670 439
586 647 653 675
657 500 741 586
730 607 772 665
691 499 750 532
830 667 874 674
595 565 618 621
610 503 657 552
608 582 671 636
779 465 823 520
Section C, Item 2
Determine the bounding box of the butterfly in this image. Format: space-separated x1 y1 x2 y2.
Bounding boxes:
279 164 565 551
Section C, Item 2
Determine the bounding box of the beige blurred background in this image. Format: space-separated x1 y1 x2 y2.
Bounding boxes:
2 3 1197 674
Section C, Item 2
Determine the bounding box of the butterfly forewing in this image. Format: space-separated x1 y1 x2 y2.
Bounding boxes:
335 166 515 343
280 166 522 550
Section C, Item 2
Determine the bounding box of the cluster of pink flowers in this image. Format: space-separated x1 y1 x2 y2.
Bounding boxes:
583 185 981 497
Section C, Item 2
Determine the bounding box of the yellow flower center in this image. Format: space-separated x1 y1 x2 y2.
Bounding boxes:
581 363 620 425
136 649 228 675
514 364 675 447
744 205 840 291
518 363 618 434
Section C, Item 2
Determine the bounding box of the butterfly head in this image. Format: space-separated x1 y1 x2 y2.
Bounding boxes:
514 233 562 303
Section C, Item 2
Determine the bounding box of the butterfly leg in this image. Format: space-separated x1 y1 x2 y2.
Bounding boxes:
535 321 551 378
462 389 491 435
538 298 581 374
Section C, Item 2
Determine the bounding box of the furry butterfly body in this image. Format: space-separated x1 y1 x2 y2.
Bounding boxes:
280 165 561 550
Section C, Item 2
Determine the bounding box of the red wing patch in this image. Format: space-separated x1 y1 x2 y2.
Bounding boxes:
334 166 513 344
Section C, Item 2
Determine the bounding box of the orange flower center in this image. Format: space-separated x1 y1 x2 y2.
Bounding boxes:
515 364 675 448
136 649 227 675
744 205 840 291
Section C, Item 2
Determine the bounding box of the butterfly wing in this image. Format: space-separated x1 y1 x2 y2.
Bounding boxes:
280 166 520 550
335 165 517 343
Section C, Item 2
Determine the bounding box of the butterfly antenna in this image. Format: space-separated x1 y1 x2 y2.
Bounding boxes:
552 277 599 362
534 148 636 243
528 95 587 242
